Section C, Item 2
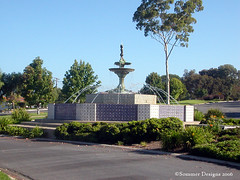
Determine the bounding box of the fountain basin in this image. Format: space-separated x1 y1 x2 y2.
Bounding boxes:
86 93 157 104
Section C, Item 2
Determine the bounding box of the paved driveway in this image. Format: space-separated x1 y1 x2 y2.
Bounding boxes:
195 101 240 118
0 137 239 180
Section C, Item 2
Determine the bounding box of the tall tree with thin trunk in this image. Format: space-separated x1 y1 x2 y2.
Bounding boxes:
133 0 203 104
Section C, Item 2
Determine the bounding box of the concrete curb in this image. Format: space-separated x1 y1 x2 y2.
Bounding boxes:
0 167 33 180
34 138 240 169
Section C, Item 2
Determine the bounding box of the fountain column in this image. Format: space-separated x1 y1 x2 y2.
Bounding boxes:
109 45 134 93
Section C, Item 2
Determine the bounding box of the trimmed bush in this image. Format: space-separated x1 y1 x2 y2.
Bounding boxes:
194 109 204 121
162 130 184 151
192 140 240 162
12 108 31 123
222 119 240 125
205 109 224 119
162 126 214 151
0 125 43 138
96 124 121 143
182 126 214 150
0 117 15 128
55 117 184 145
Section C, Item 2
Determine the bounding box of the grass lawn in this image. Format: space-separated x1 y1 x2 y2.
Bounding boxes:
177 99 221 105
0 111 48 120
29 112 48 120
0 171 11 180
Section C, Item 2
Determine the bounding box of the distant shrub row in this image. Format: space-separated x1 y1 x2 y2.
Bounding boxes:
55 117 184 145
0 117 44 138
195 108 240 125
0 108 43 138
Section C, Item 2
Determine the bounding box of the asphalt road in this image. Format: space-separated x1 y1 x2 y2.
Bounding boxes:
0 137 239 180
195 101 240 118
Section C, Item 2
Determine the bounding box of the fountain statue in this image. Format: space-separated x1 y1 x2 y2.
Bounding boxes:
109 44 134 93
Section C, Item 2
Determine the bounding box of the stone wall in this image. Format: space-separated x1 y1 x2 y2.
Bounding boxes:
86 94 157 105
96 104 138 121
54 104 76 120
48 103 194 122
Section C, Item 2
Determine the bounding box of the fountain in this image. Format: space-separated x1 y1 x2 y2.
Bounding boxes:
48 45 194 122
85 45 157 105
109 44 134 93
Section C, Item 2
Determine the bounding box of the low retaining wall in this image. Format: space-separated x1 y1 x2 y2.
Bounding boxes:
48 103 194 122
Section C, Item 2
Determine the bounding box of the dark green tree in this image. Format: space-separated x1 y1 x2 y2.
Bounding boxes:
140 72 163 95
0 72 24 108
133 0 203 104
170 77 186 100
22 57 55 113
0 70 4 89
0 72 23 98
62 60 101 103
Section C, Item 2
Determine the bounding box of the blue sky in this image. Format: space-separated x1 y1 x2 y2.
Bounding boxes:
0 0 240 92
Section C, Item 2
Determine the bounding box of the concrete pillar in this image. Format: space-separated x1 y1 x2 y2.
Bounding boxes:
184 105 194 122
47 103 55 120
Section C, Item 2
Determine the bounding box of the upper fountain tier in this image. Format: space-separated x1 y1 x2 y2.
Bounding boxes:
109 45 135 93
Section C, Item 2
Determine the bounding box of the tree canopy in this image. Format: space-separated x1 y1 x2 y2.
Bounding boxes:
140 72 163 94
133 0 203 104
0 70 4 90
21 57 55 108
62 60 101 103
183 64 240 100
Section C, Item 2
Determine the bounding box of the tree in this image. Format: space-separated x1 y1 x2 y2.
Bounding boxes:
140 72 164 94
0 70 4 90
22 57 55 113
170 77 186 100
62 60 101 103
0 72 23 97
133 0 203 104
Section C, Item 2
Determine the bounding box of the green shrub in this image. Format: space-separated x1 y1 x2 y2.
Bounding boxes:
205 109 224 119
162 130 184 151
0 117 15 128
182 126 214 150
194 109 204 121
0 125 44 138
222 119 240 125
55 123 70 140
96 124 120 143
219 127 240 136
162 126 214 151
29 126 44 138
192 140 240 162
54 118 184 145
120 118 184 144
12 108 31 123
217 128 240 141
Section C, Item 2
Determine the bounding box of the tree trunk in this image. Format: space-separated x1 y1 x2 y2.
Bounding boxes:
164 43 170 104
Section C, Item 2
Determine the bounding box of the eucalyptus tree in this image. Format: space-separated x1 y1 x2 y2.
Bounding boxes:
133 0 203 104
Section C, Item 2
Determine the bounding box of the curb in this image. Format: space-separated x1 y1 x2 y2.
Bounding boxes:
35 138 240 169
0 168 33 180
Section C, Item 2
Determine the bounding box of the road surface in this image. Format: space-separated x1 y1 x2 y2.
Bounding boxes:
195 101 240 118
0 136 239 180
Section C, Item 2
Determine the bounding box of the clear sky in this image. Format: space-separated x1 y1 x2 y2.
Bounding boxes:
0 0 240 92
